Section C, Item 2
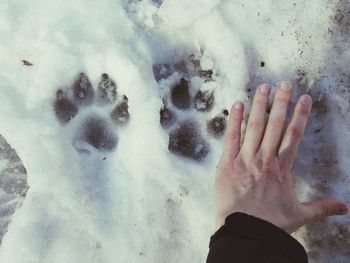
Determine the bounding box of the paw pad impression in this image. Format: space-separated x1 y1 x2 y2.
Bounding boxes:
53 73 130 152
154 53 228 161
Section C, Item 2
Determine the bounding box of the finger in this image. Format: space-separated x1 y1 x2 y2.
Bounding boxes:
241 84 270 156
260 81 292 156
222 101 244 162
277 95 312 168
301 198 348 225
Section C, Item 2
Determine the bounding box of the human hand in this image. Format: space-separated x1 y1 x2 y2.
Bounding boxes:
214 81 348 234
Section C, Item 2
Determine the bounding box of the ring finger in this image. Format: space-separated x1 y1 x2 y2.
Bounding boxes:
277 94 312 169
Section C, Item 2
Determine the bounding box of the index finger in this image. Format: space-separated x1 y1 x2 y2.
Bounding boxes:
222 101 244 163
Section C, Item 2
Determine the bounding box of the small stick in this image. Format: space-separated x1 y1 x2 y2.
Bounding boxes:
21 60 33 66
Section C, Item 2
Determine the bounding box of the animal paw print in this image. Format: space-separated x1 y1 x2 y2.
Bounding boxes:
153 53 229 161
53 73 130 152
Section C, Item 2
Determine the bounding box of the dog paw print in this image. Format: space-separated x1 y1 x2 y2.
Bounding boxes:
153 53 229 161
53 72 130 152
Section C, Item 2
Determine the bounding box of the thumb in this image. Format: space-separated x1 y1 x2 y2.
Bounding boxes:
301 198 348 224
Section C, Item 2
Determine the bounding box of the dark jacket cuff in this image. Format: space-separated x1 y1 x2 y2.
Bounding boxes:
210 212 308 262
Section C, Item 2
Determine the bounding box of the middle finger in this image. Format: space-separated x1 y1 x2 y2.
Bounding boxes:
241 84 270 156
260 81 292 156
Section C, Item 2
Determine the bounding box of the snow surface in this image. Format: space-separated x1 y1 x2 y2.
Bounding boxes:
0 0 350 262
0 135 28 245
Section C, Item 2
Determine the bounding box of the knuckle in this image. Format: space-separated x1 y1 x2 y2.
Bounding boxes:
254 155 275 174
233 156 245 170
227 132 240 141
276 93 291 103
231 114 243 121
269 117 285 129
248 121 264 131
322 204 330 217
287 126 302 139
261 157 274 173
229 108 242 119
296 105 309 117
255 96 268 105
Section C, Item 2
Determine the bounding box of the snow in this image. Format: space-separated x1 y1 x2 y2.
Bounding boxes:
0 135 29 247
0 0 350 262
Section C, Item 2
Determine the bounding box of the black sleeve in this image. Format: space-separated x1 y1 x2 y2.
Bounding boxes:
206 212 308 263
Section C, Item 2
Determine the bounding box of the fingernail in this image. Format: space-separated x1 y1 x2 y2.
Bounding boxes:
234 102 243 110
337 205 348 215
260 84 270 95
280 81 291 91
301 95 312 106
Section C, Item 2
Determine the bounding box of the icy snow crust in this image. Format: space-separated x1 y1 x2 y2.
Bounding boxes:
0 0 350 262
